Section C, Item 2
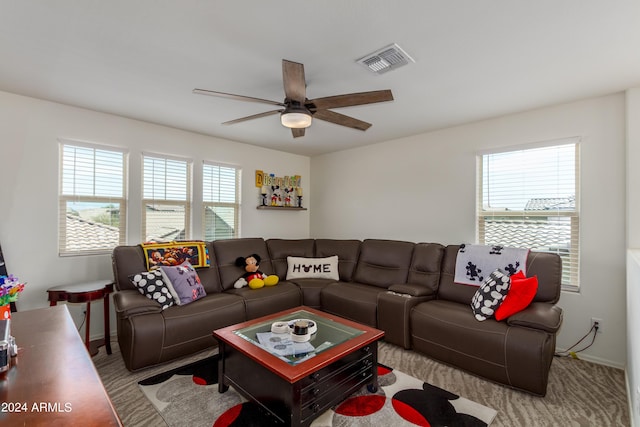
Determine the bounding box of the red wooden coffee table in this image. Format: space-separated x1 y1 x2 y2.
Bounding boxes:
213 306 384 426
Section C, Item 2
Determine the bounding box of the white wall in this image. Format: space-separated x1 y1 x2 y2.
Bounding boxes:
311 93 627 367
0 90 310 337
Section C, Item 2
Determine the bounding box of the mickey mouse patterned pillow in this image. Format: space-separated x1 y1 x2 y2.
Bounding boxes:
470 269 510 321
286 256 339 280
129 269 176 310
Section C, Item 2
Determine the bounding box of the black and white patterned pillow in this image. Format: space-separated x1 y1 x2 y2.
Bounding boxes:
129 270 176 310
470 269 510 321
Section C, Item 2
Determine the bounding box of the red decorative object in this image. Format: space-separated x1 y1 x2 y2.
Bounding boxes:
495 271 539 321
0 303 10 320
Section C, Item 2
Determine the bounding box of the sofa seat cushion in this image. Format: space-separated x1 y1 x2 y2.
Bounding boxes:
286 278 338 309
411 300 508 366
226 282 302 320
119 292 246 371
161 293 246 349
411 299 555 395
320 282 384 327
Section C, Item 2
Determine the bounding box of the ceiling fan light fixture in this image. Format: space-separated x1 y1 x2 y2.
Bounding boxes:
280 105 312 129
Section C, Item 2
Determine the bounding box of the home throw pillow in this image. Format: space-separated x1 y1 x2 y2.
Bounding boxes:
159 261 206 305
286 256 339 280
470 268 511 321
495 272 539 321
129 269 176 310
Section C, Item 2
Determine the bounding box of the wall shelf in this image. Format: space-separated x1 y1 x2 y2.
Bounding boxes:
257 206 307 211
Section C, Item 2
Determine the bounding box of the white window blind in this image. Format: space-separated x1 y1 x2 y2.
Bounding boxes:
202 162 240 240
59 140 127 255
477 139 580 289
142 154 191 242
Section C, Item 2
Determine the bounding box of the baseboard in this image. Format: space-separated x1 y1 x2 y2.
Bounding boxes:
555 347 625 370
627 372 636 427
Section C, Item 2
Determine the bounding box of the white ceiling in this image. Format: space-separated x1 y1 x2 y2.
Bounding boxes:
1 1 639 156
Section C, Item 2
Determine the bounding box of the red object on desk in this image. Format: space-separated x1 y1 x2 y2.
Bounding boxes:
47 280 114 355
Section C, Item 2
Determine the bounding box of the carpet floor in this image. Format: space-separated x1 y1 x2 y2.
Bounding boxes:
94 339 630 426
137 357 496 426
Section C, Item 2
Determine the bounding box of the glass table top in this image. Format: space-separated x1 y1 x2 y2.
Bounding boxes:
233 309 365 365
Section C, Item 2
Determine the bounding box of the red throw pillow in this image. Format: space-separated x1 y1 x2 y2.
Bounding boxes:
494 273 538 321
510 270 526 281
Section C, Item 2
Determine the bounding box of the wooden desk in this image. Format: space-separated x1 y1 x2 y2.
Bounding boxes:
47 280 113 355
0 306 122 426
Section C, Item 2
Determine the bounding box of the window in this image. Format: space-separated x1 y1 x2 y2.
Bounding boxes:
202 162 240 240
477 139 580 289
142 154 191 242
59 140 127 255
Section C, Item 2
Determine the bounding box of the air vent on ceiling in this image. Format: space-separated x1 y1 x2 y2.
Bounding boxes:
356 43 415 75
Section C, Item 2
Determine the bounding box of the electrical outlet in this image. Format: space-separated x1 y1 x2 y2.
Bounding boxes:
591 317 603 333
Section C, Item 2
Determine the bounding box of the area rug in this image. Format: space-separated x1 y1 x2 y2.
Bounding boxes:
138 356 497 426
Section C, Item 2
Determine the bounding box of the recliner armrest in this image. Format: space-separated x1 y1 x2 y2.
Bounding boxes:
113 289 162 318
506 302 563 333
388 283 436 298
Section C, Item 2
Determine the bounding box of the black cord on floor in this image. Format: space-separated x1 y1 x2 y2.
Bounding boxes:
77 310 87 333
555 323 598 358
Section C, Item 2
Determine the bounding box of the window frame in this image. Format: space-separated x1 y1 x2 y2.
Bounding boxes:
201 161 241 241
58 139 128 256
476 138 580 290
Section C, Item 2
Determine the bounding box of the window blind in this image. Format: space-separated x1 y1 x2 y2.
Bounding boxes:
477 139 580 289
59 141 127 255
202 162 240 240
142 154 191 242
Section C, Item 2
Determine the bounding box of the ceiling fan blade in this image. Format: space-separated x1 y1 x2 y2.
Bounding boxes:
312 109 372 131
291 128 305 138
193 88 284 107
308 90 393 110
222 110 283 125
282 60 306 103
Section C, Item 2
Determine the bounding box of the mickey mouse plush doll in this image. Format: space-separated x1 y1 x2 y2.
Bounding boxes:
234 254 279 289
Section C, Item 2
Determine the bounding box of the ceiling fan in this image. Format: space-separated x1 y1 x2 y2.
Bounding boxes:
193 59 394 138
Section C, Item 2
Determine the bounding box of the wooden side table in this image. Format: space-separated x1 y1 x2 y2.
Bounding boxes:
47 280 114 356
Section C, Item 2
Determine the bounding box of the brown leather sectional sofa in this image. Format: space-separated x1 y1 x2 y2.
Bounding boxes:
111 238 563 395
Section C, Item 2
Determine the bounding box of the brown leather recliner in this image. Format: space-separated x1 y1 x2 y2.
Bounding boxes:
409 245 563 396
111 242 246 371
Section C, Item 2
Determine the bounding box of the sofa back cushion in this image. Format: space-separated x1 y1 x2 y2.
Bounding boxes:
525 251 562 303
212 238 274 291
314 239 362 282
438 245 562 304
407 243 445 292
112 245 148 292
112 242 222 294
197 242 224 294
266 239 316 279
352 239 415 288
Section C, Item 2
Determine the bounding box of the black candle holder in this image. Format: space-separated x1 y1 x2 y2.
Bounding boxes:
297 196 303 208
261 193 267 206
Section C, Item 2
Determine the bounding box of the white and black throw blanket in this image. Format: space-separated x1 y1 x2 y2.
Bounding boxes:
454 244 529 286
